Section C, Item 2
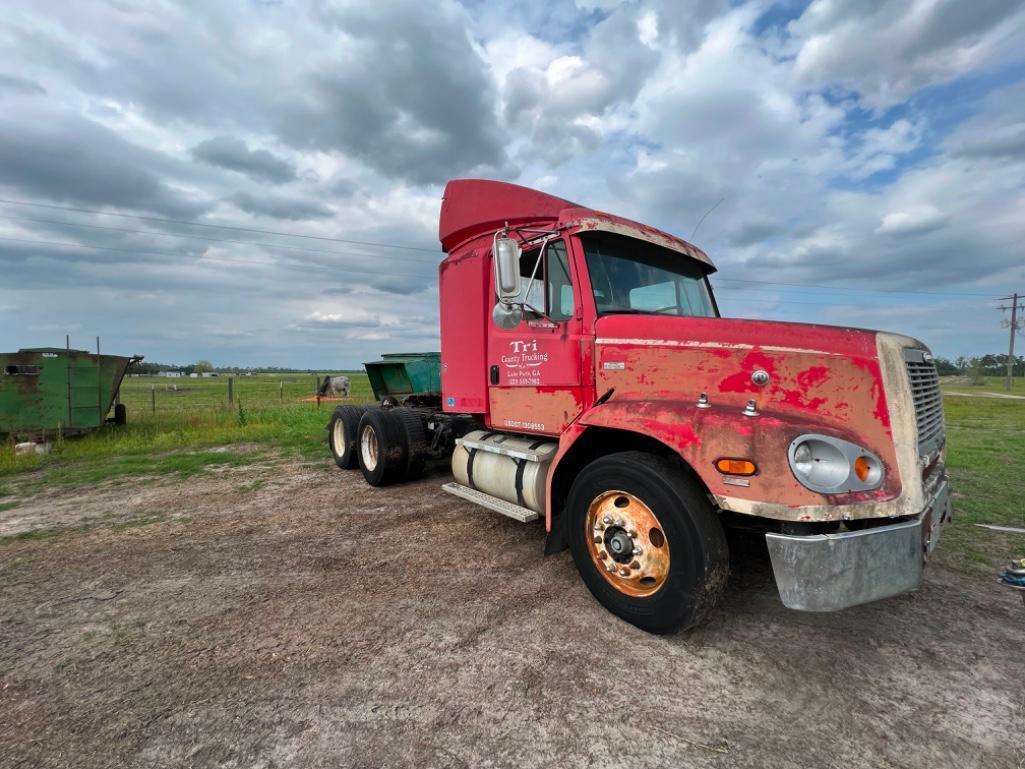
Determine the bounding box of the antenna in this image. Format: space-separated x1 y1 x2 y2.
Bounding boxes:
691 197 725 241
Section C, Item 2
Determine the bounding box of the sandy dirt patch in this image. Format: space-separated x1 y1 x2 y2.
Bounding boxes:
1 457 1023 769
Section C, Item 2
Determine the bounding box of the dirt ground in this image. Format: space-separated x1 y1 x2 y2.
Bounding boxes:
2 456 1023 769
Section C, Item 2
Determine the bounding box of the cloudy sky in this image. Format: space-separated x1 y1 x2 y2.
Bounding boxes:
2 0 1024 368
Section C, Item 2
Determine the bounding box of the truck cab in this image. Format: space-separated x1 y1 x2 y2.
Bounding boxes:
327 179 950 633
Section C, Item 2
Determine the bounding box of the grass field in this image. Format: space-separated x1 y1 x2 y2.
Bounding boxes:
938 377 1025 571
1 373 1023 570
0 373 377 482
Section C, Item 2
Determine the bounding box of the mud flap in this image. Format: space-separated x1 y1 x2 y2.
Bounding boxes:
544 512 568 555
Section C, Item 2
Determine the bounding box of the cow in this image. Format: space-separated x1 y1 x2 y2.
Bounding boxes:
318 375 351 398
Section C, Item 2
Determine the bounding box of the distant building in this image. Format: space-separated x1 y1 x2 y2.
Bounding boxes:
158 371 183 378
189 373 200 378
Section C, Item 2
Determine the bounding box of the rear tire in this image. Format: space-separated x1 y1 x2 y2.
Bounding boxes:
566 451 729 634
357 409 408 486
328 405 367 469
113 403 127 426
392 407 428 481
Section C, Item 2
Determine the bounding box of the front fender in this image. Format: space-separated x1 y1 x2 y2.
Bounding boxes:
546 398 903 528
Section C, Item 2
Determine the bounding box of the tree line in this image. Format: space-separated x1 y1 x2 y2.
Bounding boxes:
933 354 1024 378
131 360 356 375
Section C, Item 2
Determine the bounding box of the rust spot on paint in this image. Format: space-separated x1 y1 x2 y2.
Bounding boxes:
797 366 829 389
780 390 827 412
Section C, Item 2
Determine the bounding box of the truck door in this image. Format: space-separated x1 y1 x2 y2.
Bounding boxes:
487 239 590 437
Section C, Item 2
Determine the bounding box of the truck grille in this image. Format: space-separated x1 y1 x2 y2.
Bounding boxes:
904 350 944 454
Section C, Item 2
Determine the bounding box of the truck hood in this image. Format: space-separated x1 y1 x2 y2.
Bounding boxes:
594 314 886 363
592 313 899 431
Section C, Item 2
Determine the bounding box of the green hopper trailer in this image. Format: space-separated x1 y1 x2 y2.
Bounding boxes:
0 347 142 438
364 352 441 403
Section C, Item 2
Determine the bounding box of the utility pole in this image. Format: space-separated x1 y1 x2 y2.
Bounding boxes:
998 293 1025 391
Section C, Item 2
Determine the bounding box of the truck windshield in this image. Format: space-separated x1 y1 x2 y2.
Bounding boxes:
582 233 716 318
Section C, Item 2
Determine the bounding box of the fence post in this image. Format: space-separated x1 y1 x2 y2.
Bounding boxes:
151 385 156 414
280 381 284 402
228 376 234 405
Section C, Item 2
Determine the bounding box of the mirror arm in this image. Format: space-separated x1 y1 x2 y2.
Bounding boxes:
518 235 550 313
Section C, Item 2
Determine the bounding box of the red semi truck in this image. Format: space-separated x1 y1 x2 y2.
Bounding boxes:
327 179 950 633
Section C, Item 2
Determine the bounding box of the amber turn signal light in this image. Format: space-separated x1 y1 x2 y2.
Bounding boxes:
854 455 872 482
715 458 757 476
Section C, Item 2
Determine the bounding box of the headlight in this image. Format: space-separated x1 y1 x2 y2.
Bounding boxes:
787 434 885 494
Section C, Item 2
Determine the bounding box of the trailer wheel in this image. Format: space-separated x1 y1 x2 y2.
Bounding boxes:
566 451 729 634
328 405 368 469
113 403 127 426
357 409 408 486
392 407 428 481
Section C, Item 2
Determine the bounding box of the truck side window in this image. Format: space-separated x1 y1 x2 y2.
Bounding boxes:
4 365 40 376
516 240 574 322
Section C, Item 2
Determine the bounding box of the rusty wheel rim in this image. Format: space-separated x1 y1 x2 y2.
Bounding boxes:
585 490 669 597
360 425 378 471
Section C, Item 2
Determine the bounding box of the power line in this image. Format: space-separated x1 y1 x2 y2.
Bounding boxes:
0 197 439 253
712 276 997 299
0 201 1008 300
0 235 436 280
0 213 439 265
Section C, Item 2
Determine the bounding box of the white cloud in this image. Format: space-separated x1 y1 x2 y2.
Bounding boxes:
876 206 949 237
1 0 1023 363
789 0 1025 108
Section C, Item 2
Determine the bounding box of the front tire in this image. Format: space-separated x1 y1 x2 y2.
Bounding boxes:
566 451 729 634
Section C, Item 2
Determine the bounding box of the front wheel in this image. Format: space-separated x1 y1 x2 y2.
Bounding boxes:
566 452 729 634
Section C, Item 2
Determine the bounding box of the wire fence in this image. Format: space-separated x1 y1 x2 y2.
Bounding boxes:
116 374 373 416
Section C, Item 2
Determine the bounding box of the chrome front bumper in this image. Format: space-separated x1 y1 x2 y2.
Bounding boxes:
765 478 951 612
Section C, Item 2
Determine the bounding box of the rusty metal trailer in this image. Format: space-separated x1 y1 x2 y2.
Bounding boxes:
0 343 142 438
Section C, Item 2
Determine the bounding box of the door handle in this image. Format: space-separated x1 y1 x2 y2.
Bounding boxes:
490 365 500 385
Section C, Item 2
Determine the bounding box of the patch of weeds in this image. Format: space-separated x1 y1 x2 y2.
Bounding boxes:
0 528 62 547
235 478 268 493
112 512 168 531
15 449 267 493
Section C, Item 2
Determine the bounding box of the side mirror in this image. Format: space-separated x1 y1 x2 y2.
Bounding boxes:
492 302 523 329
494 236 521 302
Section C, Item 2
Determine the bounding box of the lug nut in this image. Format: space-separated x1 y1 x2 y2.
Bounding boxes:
606 563 616 573
619 568 630 577
631 561 641 570
628 528 637 538
633 546 643 556
615 518 625 528
593 535 603 544
602 515 613 525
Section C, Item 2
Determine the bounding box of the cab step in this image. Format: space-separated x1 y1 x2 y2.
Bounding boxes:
441 482 539 523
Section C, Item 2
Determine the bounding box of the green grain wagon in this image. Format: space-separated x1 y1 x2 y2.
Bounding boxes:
0 346 142 438
364 352 441 403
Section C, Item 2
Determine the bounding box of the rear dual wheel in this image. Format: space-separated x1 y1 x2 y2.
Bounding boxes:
567 452 729 634
357 407 428 487
328 405 368 469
